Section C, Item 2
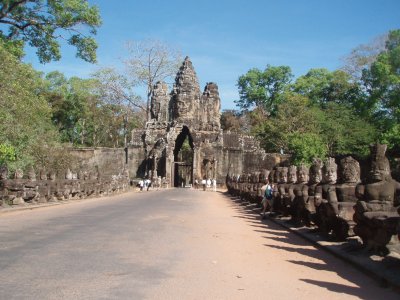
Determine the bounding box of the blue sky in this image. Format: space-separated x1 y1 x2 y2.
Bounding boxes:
23 0 400 110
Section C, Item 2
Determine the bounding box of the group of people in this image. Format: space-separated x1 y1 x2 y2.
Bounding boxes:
138 178 151 191
194 178 217 191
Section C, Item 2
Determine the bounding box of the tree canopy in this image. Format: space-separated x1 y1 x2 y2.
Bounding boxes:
0 40 58 171
235 29 400 164
0 0 101 63
235 65 293 117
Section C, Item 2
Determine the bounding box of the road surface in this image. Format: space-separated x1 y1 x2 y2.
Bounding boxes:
0 188 398 299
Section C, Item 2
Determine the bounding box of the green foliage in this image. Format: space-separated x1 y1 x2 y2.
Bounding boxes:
234 29 400 163
320 103 377 157
380 123 400 154
0 36 24 59
252 93 322 153
287 133 327 166
0 41 60 172
360 29 400 155
293 68 364 108
177 137 193 163
236 65 293 116
247 92 376 164
0 143 16 165
44 71 142 148
0 0 101 63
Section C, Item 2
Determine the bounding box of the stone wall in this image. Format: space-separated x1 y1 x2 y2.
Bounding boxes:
0 167 131 207
68 147 127 178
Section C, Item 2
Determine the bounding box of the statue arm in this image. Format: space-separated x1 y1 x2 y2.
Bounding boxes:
302 184 309 202
355 183 365 200
327 186 339 215
394 180 400 207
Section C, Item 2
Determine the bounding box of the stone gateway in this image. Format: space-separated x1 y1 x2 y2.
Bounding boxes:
128 57 286 187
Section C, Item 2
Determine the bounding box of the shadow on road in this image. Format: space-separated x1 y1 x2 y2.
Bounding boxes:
221 191 400 299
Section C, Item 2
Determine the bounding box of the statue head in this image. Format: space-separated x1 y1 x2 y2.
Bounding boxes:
259 169 270 184
251 172 260 183
14 168 23 179
268 170 275 183
288 165 297 183
39 169 48 180
27 166 36 181
369 144 391 182
277 167 288 184
310 158 323 184
322 157 337 184
49 171 56 181
0 165 8 180
65 168 73 180
297 164 309 184
340 156 360 183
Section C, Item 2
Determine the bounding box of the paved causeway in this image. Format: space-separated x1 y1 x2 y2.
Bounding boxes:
0 189 399 299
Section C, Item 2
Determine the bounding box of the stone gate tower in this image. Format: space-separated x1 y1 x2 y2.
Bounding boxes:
128 57 284 186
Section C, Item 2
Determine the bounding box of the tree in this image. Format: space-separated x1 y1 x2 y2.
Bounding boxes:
287 132 327 166
91 67 146 113
320 102 377 157
123 39 182 120
361 29 400 154
292 68 364 108
249 92 376 163
0 41 59 172
44 70 144 148
236 65 293 117
341 34 387 82
252 93 323 153
0 0 101 63
220 109 248 133
44 72 93 144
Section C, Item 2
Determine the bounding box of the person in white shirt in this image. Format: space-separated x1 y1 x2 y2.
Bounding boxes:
201 178 206 191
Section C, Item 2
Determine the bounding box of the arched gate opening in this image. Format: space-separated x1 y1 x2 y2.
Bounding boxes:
173 126 194 187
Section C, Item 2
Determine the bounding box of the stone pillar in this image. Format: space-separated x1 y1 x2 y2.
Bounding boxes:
165 146 174 187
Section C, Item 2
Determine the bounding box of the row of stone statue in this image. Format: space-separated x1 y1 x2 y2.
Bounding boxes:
226 144 400 256
0 166 131 207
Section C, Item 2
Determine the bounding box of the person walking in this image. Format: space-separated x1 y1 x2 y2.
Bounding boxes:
212 178 217 192
206 178 211 190
138 179 144 192
261 181 273 219
145 178 151 191
201 178 206 191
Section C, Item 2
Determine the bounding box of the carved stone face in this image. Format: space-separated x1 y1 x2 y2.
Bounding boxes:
175 98 189 118
14 169 23 179
151 101 160 119
39 171 48 180
49 172 56 180
323 167 337 184
0 166 8 180
278 168 288 184
341 157 360 183
288 168 297 183
310 169 321 184
27 167 36 180
259 170 270 184
370 159 391 182
297 170 309 184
